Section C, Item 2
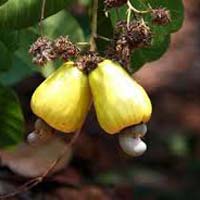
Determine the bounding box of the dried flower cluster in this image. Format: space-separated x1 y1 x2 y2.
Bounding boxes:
29 36 79 66
29 37 56 66
106 20 152 70
75 51 103 74
116 21 152 49
54 36 79 61
151 8 171 25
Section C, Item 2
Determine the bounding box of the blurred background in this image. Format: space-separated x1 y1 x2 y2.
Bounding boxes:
1 0 200 199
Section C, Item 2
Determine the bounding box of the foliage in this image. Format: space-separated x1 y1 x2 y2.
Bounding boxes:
0 84 24 148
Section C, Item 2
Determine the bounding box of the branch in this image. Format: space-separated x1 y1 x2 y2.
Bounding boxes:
0 129 81 199
39 0 46 36
90 0 98 51
127 0 150 14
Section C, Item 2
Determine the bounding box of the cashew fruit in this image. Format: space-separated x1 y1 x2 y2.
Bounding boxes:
31 62 91 133
89 59 152 134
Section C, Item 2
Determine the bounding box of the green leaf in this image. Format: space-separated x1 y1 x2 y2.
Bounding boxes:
0 30 20 73
0 84 24 149
0 0 72 29
0 41 12 72
0 0 8 6
131 34 171 72
0 30 20 51
96 0 113 52
0 28 38 85
0 54 37 86
42 10 85 42
137 0 184 33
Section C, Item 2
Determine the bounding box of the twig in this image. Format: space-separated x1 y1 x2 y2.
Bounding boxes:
39 0 46 36
126 7 132 28
0 128 82 199
95 34 111 42
127 0 150 14
89 0 98 51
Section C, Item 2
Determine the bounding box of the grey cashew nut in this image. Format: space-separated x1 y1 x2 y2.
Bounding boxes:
119 124 147 157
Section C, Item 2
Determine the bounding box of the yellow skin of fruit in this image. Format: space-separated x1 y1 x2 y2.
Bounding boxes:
31 62 91 133
89 59 152 134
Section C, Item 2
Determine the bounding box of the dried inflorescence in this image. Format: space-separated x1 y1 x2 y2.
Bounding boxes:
29 37 57 66
75 51 103 74
29 36 79 66
114 20 152 49
104 0 128 9
126 22 152 49
54 36 79 61
151 8 171 25
105 20 152 70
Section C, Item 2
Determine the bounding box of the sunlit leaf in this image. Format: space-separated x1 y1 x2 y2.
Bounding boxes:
42 10 85 42
0 0 72 29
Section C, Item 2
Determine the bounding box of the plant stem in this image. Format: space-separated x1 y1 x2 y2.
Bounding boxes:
41 62 55 78
95 34 111 42
39 0 46 36
127 7 132 28
90 0 98 51
127 0 150 14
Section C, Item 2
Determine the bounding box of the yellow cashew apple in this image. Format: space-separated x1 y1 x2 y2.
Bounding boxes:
89 59 152 134
31 62 91 133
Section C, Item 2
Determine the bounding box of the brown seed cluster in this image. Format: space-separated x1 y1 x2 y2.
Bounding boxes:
152 8 171 25
106 20 152 70
54 36 79 61
126 22 152 49
104 0 128 9
29 36 79 66
75 51 103 74
29 37 57 66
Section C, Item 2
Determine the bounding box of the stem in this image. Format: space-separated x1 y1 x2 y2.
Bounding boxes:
39 0 46 36
90 0 98 51
126 8 132 28
76 42 90 46
127 0 150 14
41 62 55 78
95 35 111 42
